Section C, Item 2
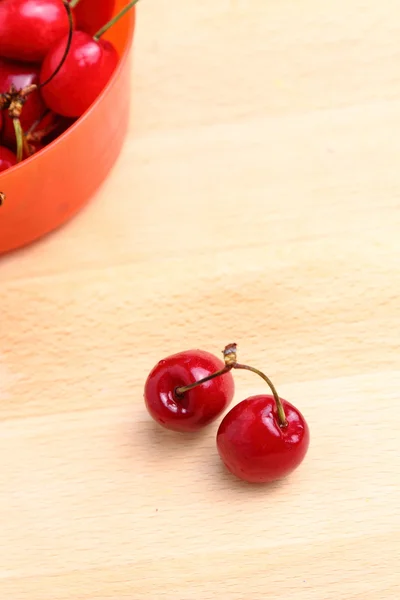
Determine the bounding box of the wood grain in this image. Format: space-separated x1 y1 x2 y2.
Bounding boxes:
1 1 399 598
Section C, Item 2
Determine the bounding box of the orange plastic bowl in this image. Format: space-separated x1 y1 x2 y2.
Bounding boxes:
0 1 136 255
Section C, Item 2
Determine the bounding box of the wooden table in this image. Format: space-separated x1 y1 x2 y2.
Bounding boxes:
1 2 399 598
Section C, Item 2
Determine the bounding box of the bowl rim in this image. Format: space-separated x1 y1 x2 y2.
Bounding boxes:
0 8 136 180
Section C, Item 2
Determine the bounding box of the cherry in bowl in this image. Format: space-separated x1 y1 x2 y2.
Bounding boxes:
0 57 46 148
0 146 17 172
0 0 71 63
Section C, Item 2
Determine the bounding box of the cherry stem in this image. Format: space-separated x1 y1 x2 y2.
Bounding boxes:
93 0 140 41
39 0 74 89
22 136 32 158
175 343 288 428
26 109 50 136
233 363 287 427
13 118 24 162
175 364 233 397
69 0 80 8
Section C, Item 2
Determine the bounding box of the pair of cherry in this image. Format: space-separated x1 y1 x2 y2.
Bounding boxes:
144 344 310 484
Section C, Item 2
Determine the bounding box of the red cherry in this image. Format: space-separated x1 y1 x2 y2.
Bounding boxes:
0 0 71 63
0 145 17 171
217 395 310 483
0 58 46 147
72 0 115 36
40 30 118 118
144 350 235 432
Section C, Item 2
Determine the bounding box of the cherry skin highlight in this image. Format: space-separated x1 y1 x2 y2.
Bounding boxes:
0 0 72 63
40 30 119 118
0 146 17 171
217 395 310 483
144 349 235 432
0 58 46 148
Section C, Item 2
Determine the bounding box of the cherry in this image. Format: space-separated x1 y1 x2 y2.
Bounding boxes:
39 30 118 118
0 58 46 148
0 145 17 171
211 345 310 483
0 0 72 63
40 0 138 118
72 0 115 37
144 349 235 432
217 395 310 483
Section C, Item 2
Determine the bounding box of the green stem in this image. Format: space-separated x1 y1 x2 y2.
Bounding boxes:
175 343 237 396
13 118 24 163
69 0 80 8
93 0 140 41
175 365 233 397
175 343 288 428
233 363 288 427
26 109 50 136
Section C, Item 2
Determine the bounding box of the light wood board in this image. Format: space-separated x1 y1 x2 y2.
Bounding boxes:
1 1 399 598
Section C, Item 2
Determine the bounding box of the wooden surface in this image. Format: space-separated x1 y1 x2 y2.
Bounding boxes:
1 1 399 598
